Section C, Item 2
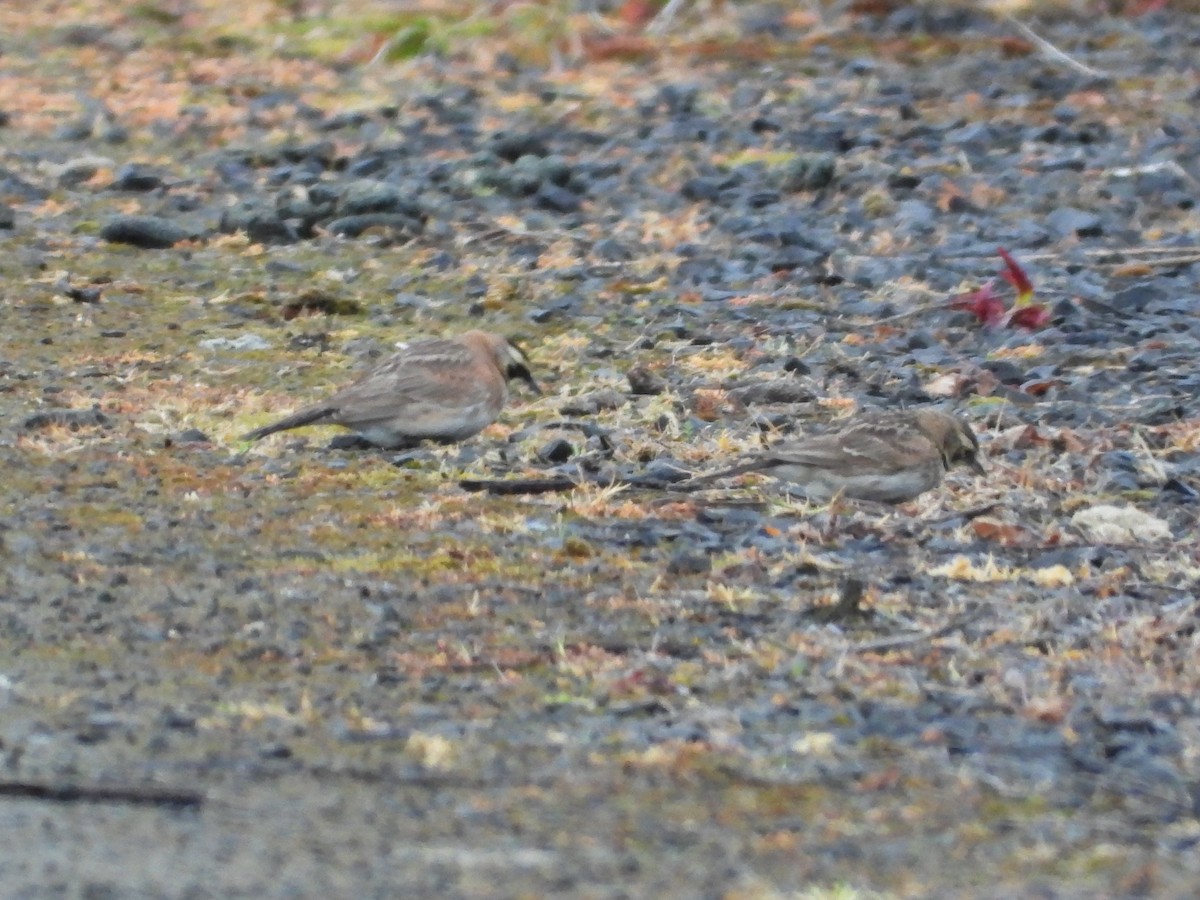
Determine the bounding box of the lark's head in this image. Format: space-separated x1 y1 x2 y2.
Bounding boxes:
914 409 985 475
463 330 541 394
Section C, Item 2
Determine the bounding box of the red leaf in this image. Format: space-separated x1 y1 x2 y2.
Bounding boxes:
947 249 1046 330
1006 304 1051 330
950 281 1006 326
997 247 1034 303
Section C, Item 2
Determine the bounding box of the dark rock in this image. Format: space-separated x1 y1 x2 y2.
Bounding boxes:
53 119 93 141
981 360 1025 384
634 460 692 485
63 284 103 304
1110 282 1165 312
487 156 546 196
213 157 256 190
103 123 131 145
345 153 390 179
895 199 936 230
489 131 548 161
750 412 791 431
337 179 420 216
727 380 816 406
681 178 722 202
537 438 575 463
276 193 335 232
659 84 699 115
559 390 627 416
772 247 825 271
161 710 197 730
1046 207 1104 239
775 221 829 251
745 190 781 209
667 551 710 576
319 434 369 451
536 155 572 187
594 238 632 261
1125 353 1156 373
100 215 192 248
219 202 298 243
627 366 667 396
320 110 372 131
110 163 165 191
57 157 107 186
1039 156 1087 172
536 183 582 213
887 171 922 190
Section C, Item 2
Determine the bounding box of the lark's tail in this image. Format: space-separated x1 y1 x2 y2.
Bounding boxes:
242 406 336 442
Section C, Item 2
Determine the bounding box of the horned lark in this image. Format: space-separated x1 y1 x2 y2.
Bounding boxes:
691 408 984 503
242 329 539 449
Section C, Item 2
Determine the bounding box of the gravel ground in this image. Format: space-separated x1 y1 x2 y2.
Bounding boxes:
2 3 1200 897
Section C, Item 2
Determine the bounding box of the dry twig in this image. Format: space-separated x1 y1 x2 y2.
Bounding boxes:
1005 17 1112 82
0 780 203 808
847 608 988 654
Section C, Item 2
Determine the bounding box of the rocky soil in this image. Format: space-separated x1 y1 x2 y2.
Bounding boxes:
1 2 1199 897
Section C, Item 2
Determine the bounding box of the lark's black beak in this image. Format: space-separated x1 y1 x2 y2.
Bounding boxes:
965 453 985 476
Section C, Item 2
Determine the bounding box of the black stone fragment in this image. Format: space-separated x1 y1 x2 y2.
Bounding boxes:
627 366 667 396
489 131 548 161
1110 282 1165 312
100 215 192 248
536 183 582 213
560 391 627 416
667 551 710 576
1046 207 1103 239
219 202 299 244
537 438 575 464
171 429 210 445
727 381 816 405
110 164 165 192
